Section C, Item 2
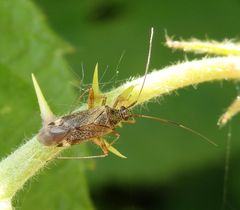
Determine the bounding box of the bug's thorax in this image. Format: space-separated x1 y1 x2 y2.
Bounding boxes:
103 105 131 127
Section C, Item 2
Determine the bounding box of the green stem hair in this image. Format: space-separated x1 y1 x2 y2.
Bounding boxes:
1 56 240 209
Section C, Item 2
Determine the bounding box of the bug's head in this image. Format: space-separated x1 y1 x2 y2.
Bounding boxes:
119 106 132 121
37 119 69 146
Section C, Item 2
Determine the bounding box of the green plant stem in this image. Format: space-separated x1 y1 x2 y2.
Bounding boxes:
1 56 240 207
166 37 240 56
0 137 62 200
0 199 12 210
105 56 240 107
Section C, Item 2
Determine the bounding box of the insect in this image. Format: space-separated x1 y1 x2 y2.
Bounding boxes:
36 28 216 159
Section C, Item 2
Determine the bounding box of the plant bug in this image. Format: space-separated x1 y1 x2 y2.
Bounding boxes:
35 28 217 160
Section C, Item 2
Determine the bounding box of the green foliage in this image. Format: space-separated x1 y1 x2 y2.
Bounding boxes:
1 0 240 209
0 1 93 209
35 0 240 209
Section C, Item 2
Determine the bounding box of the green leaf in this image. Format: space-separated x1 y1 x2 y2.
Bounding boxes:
33 1 240 210
0 1 93 209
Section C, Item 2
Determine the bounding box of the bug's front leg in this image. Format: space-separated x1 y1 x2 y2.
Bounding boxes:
107 130 120 147
101 96 107 105
113 86 134 108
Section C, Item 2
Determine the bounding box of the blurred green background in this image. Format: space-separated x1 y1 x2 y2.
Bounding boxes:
1 0 240 209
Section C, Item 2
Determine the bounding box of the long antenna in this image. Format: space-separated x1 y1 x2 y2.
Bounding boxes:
128 27 154 108
132 114 218 146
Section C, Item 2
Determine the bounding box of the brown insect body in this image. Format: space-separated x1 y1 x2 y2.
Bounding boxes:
38 105 130 148
35 28 216 159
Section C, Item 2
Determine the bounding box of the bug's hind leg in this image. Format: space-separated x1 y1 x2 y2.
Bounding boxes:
56 138 108 160
57 154 107 160
56 135 125 160
70 88 90 113
92 137 109 155
91 135 126 158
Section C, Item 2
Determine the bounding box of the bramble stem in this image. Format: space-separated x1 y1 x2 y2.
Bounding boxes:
1 56 240 206
104 56 240 107
0 137 62 200
166 37 240 56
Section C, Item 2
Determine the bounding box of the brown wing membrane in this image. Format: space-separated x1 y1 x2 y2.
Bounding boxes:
65 124 115 145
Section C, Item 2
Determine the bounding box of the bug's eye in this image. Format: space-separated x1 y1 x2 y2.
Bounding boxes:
48 122 55 126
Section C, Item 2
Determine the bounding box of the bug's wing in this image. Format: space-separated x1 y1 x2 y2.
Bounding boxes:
38 126 69 146
67 124 112 143
63 106 107 126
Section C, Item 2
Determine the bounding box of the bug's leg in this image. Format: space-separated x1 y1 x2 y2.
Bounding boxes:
93 129 126 158
78 88 90 103
103 137 127 158
57 138 85 147
56 138 108 160
67 88 90 114
57 154 107 160
92 137 109 155
113 86 134 108
82 125 120 148
117 119 136 128
101 96 107 105
92 135 126 158
88 88 95 109
123 119 136 124
108 130 120 147
88 125 120 148
112 97 121 109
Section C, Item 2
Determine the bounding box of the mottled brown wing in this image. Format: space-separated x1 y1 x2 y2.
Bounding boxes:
62 106 108 128
65 124 113 145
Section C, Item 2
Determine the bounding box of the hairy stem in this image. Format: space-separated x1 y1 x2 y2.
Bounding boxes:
166 37 240 56
1 56 240 205
105 56 240 107
0 137 62 200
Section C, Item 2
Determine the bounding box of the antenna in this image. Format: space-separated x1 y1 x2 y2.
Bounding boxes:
127 27 154 108
132 114 218 146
